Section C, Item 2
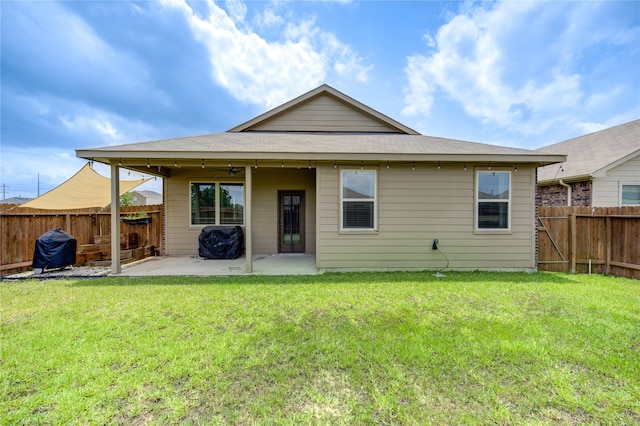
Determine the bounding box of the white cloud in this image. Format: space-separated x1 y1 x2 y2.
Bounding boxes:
161 0 370 108
423 33 436 49
253 7 284 30
402 1 638 137
225 0 247 23
60 113 122 142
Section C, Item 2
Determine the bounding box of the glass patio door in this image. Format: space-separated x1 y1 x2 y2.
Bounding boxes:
278 191 305 253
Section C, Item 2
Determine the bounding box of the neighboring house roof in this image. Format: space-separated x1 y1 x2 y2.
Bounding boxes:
77 85 564 171
537 119 640 185
132 190 162 198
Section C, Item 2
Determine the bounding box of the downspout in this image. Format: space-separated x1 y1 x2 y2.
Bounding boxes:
559 179 571 206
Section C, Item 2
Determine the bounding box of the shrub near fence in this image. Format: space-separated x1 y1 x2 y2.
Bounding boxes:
0 204 163 274
538 206 640 279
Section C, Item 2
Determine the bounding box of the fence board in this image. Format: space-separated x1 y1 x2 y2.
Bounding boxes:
1 205 163 274
537 206 640 279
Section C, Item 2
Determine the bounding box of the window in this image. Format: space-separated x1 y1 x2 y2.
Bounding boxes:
476 171 510 230
190 182 244 226
341 170 376 230
621 184 640 206
220 183 244 224
191 183 216 225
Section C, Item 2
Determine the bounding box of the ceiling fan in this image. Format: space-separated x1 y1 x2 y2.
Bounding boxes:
206 166 241 176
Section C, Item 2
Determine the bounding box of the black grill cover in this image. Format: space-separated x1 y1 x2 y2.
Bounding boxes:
32 228 77 269
198 226 245 259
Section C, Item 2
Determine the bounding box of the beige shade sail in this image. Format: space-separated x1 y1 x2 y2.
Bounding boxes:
21 162 149 210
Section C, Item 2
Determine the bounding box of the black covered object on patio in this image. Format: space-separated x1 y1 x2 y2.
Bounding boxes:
198 226 245 259
32 228 77 270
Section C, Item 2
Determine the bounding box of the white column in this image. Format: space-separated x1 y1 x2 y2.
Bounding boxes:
110 162 121 274
245 166 253 273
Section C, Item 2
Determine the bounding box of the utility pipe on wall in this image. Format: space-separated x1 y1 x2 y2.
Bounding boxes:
559 179 572 206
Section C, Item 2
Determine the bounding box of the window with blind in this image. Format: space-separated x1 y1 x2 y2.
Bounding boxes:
476 171 511 231
341 170 376 230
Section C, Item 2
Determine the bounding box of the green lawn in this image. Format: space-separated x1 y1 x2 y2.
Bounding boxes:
2 272 639 424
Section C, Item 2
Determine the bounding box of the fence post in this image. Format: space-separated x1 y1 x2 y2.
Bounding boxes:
570 214 577 273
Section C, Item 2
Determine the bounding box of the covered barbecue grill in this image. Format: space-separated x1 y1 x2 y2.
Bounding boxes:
198 226 245 259
32 228 77 273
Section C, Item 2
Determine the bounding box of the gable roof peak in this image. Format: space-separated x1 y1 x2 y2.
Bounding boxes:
228 84 419 135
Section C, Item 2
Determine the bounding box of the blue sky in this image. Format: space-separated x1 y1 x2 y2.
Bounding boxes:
1 0 639 199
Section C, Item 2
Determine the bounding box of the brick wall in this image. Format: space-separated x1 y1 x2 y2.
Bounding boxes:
537 180 592 206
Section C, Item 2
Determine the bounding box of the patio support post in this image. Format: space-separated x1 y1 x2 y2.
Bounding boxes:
245 165 253 273
110 161 121 274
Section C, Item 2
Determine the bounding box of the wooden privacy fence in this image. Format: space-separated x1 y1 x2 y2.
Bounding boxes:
1 204 163 274
538 206 640 279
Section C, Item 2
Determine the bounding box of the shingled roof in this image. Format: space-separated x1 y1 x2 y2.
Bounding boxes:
77 85 565 171
537 119 640 184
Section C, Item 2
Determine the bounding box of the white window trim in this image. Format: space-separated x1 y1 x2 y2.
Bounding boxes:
189 180 245 227
620 182 640 206
475 169 512 233
339 168 378 232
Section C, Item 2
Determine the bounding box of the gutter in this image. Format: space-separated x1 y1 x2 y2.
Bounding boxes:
559 179 572 206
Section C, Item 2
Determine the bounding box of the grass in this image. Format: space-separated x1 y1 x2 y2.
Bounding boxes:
2 271 639 425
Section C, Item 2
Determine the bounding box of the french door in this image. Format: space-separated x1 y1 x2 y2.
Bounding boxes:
278 191 305 253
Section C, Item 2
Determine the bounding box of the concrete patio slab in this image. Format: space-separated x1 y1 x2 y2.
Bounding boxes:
118 254 318 276
2 255 319 279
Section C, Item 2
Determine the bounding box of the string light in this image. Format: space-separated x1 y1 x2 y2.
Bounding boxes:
488 162 492 170
255 160 258 169
412 162 416 171
360 161 364 170
464 163 467 171
201 159 205 169
118 158 122 167
174 159 178 167
437 161 441 170
281 160 285 168
147 159 150 168
309 160 312 169
386 161 390 169
333 161 337 169
514 164 518 172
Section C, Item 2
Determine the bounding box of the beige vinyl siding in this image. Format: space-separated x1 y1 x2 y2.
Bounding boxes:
164 168 316 256
592 154 640 206
252 168 316 254
164 170 199 256
317 164 537 271
247 94 401 133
